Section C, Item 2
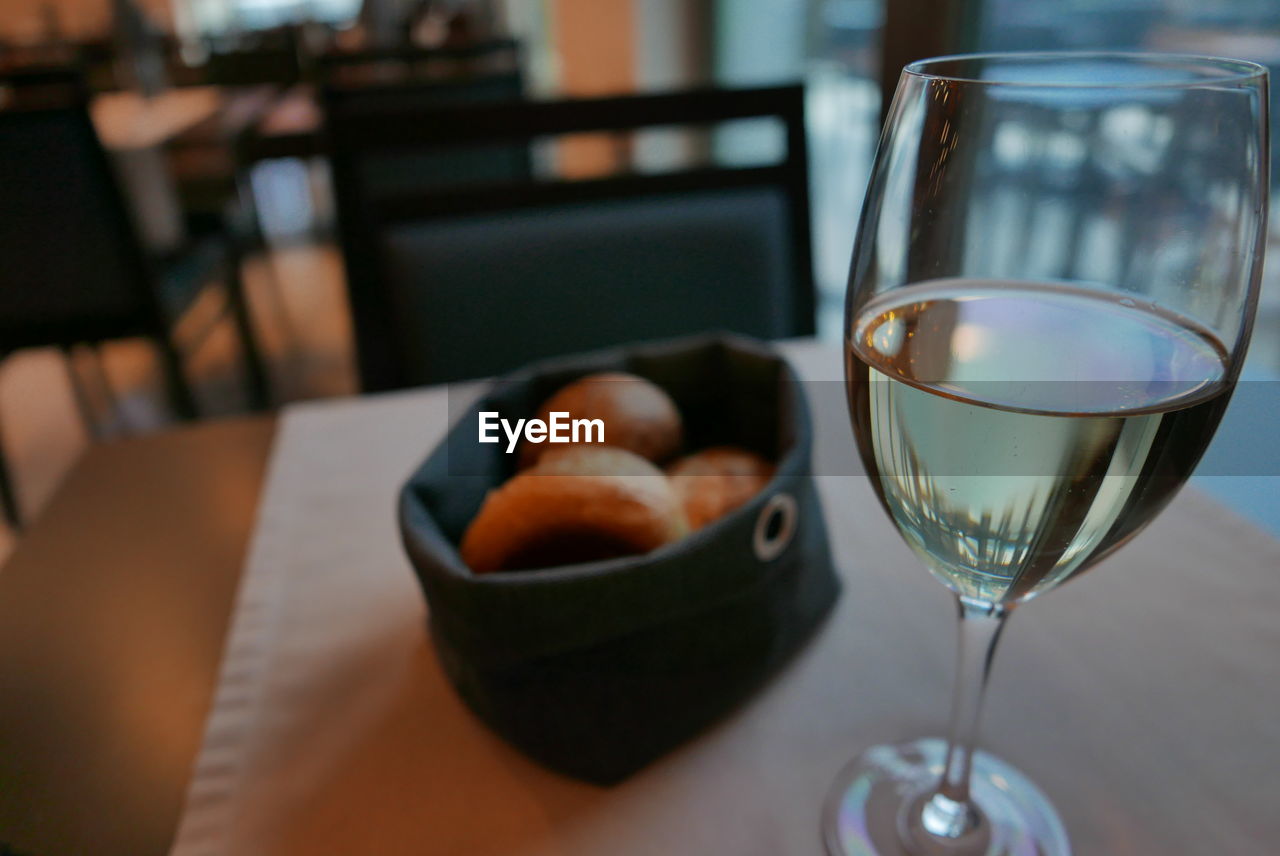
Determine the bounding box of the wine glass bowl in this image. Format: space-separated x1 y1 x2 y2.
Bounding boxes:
827 53 1269 856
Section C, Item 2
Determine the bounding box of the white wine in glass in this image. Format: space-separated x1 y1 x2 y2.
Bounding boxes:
827 54 1268 856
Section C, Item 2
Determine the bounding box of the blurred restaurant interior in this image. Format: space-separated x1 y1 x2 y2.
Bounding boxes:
2 2 1280 855
0 0 1278 553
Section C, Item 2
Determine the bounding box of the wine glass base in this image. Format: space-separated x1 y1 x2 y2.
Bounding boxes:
823 738 1070 856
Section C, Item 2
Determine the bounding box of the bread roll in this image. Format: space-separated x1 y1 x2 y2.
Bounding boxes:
667 447 775 530
461 447 689 573
518 372 682 469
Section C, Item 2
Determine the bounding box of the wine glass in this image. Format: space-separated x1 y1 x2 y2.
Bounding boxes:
826 53 1269 855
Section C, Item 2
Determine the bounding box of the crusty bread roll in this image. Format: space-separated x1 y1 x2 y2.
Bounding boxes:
461 447 689 573
518 372 682 469
666 446 775 530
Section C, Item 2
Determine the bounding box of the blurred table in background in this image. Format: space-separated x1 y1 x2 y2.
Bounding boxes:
91 87 224 151
91 87 283 251
243 84 324 162
91 88 225 253
170 86 280 146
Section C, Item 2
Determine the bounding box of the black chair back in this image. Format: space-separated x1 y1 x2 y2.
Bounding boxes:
0 64 88 108
317 38 520 88
0 75 161 350
324 70 536 387
327 85 814 390
207 40 301 87
325 70 529 196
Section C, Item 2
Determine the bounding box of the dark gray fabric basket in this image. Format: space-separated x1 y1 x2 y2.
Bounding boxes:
398 334 840 784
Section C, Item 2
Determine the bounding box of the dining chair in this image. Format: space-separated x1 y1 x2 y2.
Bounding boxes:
324 69 530 194
316 38 521 88
70 35 208 91
325 85 815 390
0 62 90 104
205 34 302 88
322 68 534 388
0 71 263 528
164 88 279 409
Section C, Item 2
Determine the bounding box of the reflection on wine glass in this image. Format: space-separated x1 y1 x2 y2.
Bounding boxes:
827 53 1268 856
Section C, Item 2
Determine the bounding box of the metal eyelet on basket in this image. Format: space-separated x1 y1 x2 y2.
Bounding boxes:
753 492 798 562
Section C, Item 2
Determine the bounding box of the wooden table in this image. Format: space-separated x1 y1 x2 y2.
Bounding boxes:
1 343 1279 855
91 88 226 151
0 417 275 856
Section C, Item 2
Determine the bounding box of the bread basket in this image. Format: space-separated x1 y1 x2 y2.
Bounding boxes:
398 334 840 784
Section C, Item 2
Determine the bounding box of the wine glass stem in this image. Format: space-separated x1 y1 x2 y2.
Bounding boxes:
920 595 1011 840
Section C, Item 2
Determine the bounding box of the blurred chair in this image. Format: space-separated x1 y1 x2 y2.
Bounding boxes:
166 85 281 409
0 70 264 528
206 31 302 88
323 69 532 387
323 69 529 195
74 38 121 91
326 85 814 390
166 86 280 237
316 38 520 87
0 62 90 103
73 36 208 91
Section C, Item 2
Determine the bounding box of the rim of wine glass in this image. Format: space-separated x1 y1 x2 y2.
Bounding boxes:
904 51 1268 89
